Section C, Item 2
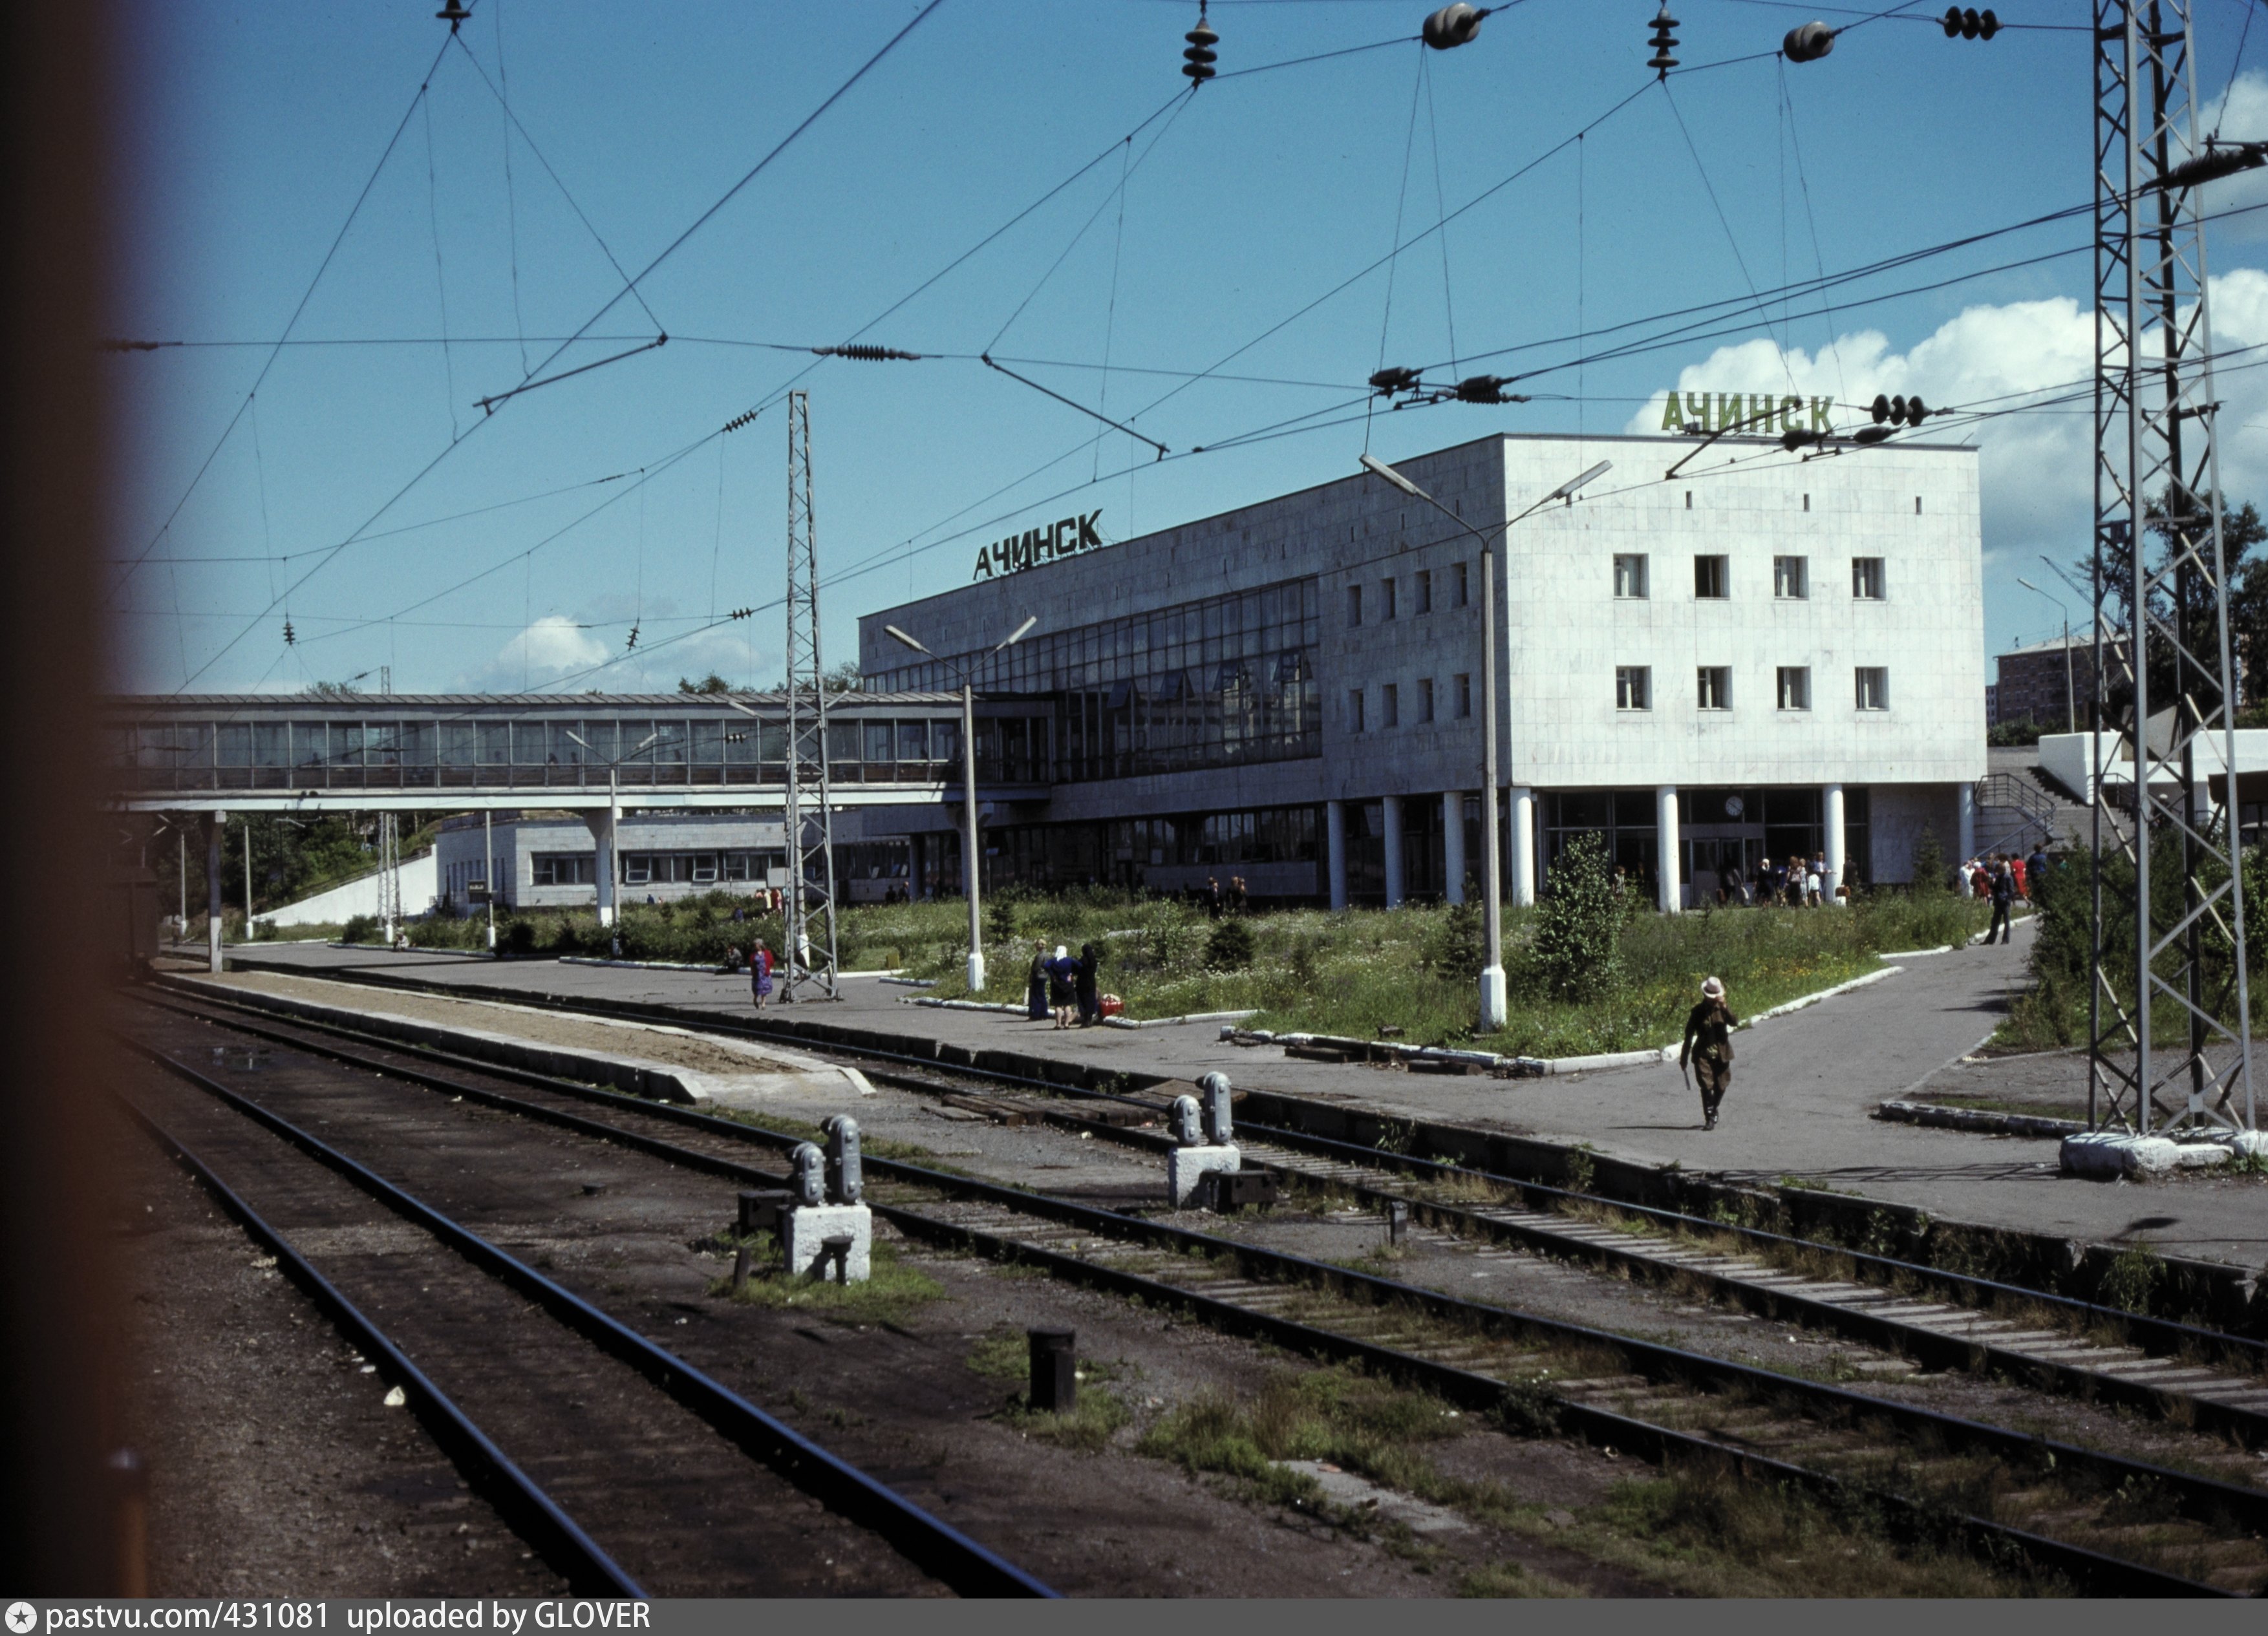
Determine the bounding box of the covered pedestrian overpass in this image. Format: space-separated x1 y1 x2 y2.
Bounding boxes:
102 692 1056 967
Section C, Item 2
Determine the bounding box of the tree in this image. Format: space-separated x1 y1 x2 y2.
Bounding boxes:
301 679 365 699
1531 833 1622 1002
823 659 861 692
2083 493 2265 718
1910 824 1948 894
678 673 733 696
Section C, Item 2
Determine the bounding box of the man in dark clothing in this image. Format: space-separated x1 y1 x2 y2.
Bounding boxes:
1987 860 2016 944
1204 878 1223 919
2026 845 2049 898
1680 977 1737 1130
1073 942 1102 1025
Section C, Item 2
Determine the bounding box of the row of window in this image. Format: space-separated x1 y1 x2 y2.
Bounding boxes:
1613 666 1891 713
1345 562 1471 627
528 850 780 887
1347 673 1475 731
1612 553 1887 602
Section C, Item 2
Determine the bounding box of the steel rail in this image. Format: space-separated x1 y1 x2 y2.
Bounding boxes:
117 1098 646 1598
153 972 2268 1372
120 1036 1060 1600
121 994 2262 1595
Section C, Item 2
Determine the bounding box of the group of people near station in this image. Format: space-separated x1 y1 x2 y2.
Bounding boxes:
1708 853 1847 909
1025 940 1106 1028
1196 876 1250 918
1957 844 2051 947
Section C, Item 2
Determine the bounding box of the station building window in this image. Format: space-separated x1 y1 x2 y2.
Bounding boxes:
1697 666 1731 710
1453 562 1469 608
1455 672 1471 718
1774 556 1809 599
1349 688 1366 731
1855 666 1890 710
1616 666 1651 711
531 853 594 887
1418 677 1435 724
1382 683 1399 727
1777 666 1811 710
1852 557 1886 600
1614 553 1649 599
1694 555 1729 599
1415 569 1433 613
1347 584 1363 627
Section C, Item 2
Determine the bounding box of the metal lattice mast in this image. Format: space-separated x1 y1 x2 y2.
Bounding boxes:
780 390 840 1001
2089 0 2253 1135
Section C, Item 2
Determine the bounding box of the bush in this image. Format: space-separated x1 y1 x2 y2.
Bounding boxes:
341 913 379 944
1530 833 1622 1001
1429 884 1485 984
1204 917 1256 972
1910 825 1947 893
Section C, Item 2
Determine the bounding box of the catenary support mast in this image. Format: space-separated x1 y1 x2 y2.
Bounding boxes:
781 389 841 1001
2089 0 2252 1134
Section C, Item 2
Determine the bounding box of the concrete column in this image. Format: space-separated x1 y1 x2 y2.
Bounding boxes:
581 808 617 926
1656 785 1682 914
1325 799 1349 911
1381 796 1406 908
1956 781 1976 874
1508 787 1536 907
1823 783 1846 900
910 832 927 898
206 813 226 973
1441 791 1467 904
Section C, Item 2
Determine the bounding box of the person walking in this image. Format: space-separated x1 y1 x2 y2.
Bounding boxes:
2009 849 2029 900
1073 940 1102 1026
1804 854 1825 908
749 944 775 1011
1987 858 2016 945
1046 943 1077 1028
1204 877 1223 919
1680 977 1738 1131
1025 939 1052 1022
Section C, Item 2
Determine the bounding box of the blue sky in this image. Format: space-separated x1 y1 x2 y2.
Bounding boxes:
107 0 2268 695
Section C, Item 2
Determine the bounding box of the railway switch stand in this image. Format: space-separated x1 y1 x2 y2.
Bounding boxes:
821 1114 864 1205
787 1143 826 1207
1169 1094 1203 1146
784 1132 873 1282
1167 1078 1241 1209
1199 1072 1234 1145
1027 1329 1076 1414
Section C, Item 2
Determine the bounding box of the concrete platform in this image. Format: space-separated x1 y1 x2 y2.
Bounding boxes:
193 931 2268 1275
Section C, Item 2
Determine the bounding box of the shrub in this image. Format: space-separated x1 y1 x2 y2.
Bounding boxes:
341 913 379 944
1204 917 1256 972
1530 833 1621 1001
1429 883 1485 983
1910 824 1947 893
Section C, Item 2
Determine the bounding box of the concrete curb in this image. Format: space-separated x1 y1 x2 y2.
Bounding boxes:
173 976 873 1107
1876 1099 2084 1140
557 955 906 977
906 995 1257 1029
1221 965 1903 1077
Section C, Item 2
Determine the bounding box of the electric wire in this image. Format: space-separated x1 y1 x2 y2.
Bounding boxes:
107 30 456 599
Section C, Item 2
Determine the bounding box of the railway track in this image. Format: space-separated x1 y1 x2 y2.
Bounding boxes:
117 1025 1057 1599
159 971 2268 1445
122 986 2268 1595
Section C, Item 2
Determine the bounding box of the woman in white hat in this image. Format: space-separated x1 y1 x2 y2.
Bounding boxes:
1679 976 1739 1130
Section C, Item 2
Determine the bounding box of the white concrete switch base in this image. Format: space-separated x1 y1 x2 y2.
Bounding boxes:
782 1202 872 1282
2059 1131 2233 1178
1168 1145 1241 1208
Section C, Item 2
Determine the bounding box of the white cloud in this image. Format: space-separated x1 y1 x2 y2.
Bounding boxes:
2198 70 2268 240
460 615 609 691
1625 268 2268 579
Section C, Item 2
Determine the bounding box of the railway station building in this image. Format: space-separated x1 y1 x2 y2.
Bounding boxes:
858 430 1987 909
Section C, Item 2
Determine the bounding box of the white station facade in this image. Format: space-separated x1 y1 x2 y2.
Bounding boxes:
859 430 1987 909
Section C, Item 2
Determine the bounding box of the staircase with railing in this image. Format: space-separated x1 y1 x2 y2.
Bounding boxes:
1973 772 2059 857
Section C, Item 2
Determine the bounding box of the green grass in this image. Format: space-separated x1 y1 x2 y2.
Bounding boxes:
708 1235 944 1325
966 1328 1135 1452
868 888 1998 1057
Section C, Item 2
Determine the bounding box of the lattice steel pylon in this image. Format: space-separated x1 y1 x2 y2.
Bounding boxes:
780 389 841 1001
2088 0 2253 1134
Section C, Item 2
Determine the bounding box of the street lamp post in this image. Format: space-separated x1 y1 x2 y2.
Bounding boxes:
565 727 661 956
1359 454 1611 1032
885 617 1038 993
2017 577 2077 734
